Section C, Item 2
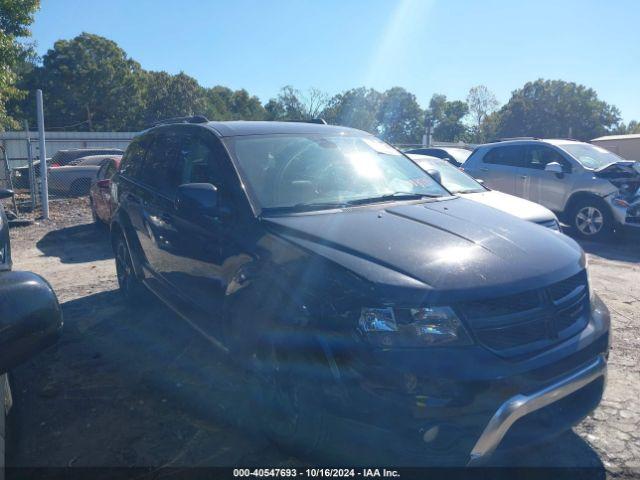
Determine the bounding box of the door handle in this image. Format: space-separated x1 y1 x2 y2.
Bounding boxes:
480 167 489 172
519 175 528 179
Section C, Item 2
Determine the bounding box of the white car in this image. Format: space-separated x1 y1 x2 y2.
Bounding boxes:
408 154 561 230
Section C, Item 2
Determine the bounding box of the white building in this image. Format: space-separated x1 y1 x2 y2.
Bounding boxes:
0 131 136 167
591 133 640 161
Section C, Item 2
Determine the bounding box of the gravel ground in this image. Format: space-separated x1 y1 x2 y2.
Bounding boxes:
5 198 640 476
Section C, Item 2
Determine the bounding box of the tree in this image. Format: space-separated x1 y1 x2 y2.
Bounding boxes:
0 0 39 129
323 87 382 133
17 33 144 131
201 86 265 120
141 71 205 125
467 85 499 142
376 87 423 144
495 79 621 141
612 120 640 135
428 94 469 142
265 86 328 121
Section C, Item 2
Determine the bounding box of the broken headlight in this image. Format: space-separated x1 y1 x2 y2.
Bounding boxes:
358 306 473 348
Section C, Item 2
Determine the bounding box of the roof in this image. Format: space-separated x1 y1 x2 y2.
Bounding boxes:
591 133 640 142
481 138 585 147
407 153 443 163
202 121 366 137
76 154 123 161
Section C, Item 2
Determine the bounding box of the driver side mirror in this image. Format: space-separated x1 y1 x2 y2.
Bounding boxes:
544 162 564 174
175 183 227 220
427 169 442 185
0 189 14 200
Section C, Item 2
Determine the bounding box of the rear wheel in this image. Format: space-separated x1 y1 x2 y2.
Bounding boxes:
571 198 613 241
89 197 102 225
114 234 147 304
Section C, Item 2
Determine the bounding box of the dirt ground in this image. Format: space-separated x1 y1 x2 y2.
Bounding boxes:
5 198 640 476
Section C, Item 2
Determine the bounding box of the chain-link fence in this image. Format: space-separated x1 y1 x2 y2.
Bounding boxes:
1 131 135 218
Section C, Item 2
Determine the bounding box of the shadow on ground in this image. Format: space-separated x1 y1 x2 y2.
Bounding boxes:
36 223 113 263
6 288 607 474
563 227 640 263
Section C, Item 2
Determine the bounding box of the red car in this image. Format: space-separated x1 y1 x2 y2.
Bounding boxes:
89 156 121 224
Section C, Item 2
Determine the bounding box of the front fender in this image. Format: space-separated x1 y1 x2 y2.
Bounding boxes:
0 271 63 374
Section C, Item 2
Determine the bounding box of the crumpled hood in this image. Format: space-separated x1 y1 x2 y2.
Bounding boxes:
263 197 583 303
461 190 557 224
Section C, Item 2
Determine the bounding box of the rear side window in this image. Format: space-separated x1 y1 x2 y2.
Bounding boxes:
483 145 525 167
141 131 183 194
119 136 150 179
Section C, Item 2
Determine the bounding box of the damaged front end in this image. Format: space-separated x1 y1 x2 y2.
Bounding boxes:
596 161 640 227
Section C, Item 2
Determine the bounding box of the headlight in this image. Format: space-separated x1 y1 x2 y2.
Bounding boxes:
358 306 473 348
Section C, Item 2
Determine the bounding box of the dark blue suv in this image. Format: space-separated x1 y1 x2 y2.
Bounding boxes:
110 118 610 464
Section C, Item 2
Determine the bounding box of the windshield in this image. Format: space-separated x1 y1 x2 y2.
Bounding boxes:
558 143 625 170
414 157 485 194
444 148 472 164
227 134 449 212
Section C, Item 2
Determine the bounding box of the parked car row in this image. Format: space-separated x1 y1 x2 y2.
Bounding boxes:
103 117 610 465
11 148 124 196
463 138 640 240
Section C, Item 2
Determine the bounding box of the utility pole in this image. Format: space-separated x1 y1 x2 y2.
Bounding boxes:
423 109 433 147
36 89 49 219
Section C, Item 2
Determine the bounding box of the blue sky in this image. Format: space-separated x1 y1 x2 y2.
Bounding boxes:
31 0 640 122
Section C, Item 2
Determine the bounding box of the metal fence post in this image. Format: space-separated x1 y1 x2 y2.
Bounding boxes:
24 121 37 211
36 90 49 219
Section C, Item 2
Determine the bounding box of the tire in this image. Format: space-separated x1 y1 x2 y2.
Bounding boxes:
571 197 613 241
227 287 329 456
114 233 148 305
89 197 102 226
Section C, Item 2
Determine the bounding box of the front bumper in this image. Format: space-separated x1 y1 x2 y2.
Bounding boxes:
606 195 640 228
339 295 610 463
468 354 606 465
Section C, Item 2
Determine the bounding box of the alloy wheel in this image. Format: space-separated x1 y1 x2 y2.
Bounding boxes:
575 206 604 236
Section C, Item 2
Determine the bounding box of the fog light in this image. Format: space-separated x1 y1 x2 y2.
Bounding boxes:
422 425 440 443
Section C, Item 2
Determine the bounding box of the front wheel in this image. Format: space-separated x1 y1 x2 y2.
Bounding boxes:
571 198 613 240
253 341 329 456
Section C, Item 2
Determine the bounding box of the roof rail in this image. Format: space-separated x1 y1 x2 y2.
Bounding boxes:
149 115 209 128
496 136 540 142
285 118 328 125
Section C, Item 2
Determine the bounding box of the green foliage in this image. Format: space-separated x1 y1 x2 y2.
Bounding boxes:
140 71 204 126
323 87 382 133
0 0 39 130
15 33 144 131
376 87 423 144
466 85 499 142
201 86 265 121
494 79 621 141
612 120 640 135
5 30 631 146
427 94 469 142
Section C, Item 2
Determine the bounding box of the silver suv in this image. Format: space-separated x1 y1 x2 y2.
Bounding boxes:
464 139 640 239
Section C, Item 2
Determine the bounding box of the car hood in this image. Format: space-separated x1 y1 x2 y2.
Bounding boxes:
262 197 583 304
461 190 556 224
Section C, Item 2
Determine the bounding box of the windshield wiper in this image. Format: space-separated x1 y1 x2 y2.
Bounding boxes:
346 192 441 205
261 201 349 214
